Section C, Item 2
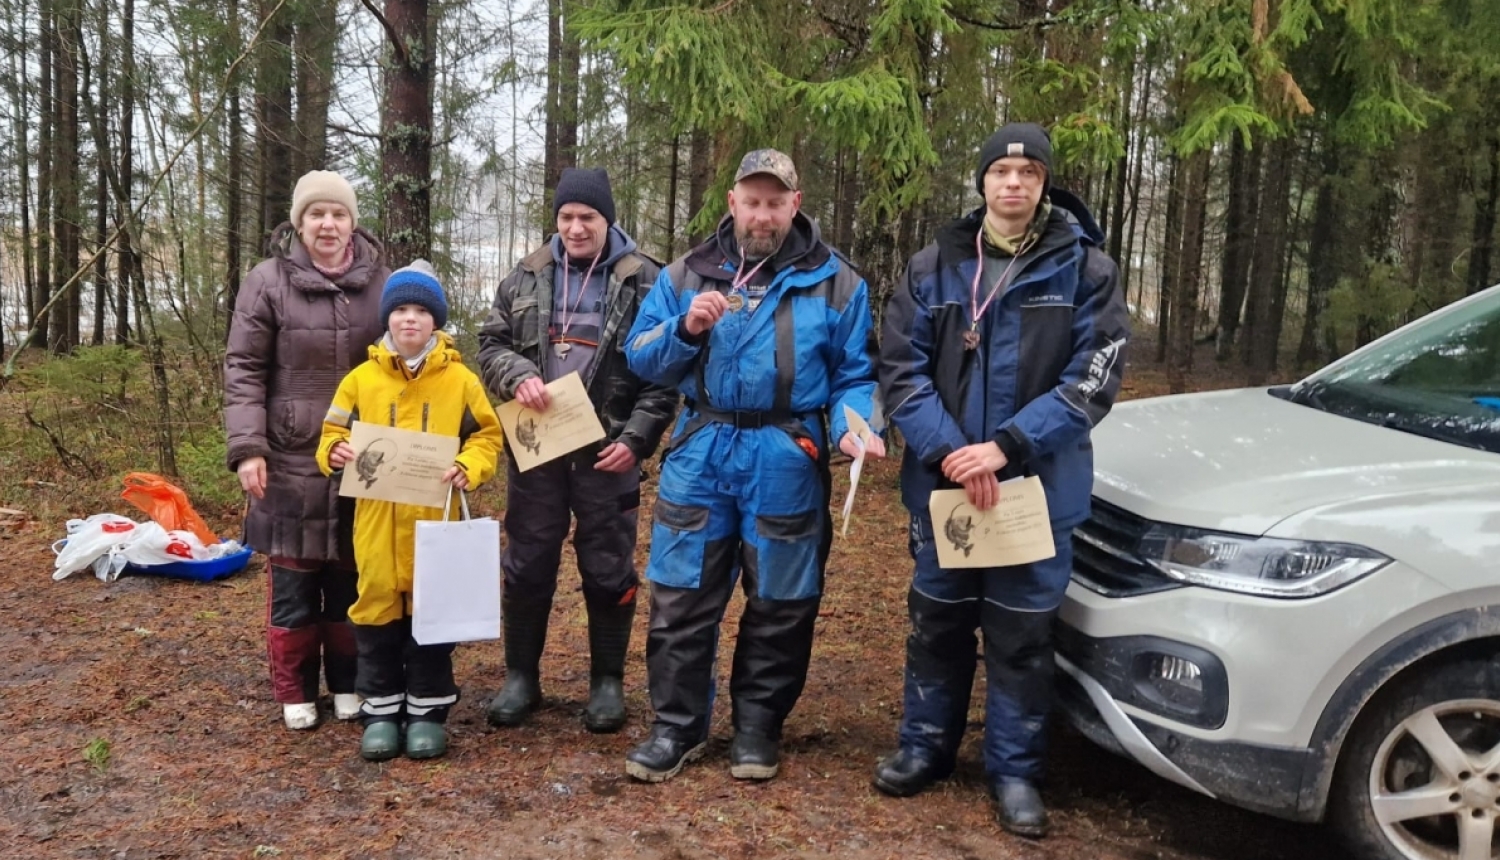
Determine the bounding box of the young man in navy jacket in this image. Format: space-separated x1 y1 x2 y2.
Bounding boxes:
875 123 1130 837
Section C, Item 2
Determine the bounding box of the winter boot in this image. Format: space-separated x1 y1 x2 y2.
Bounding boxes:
332 694 363 721
486 594 550 727
729 732 780 780
583 599 634 733
282 702 319 730
405 720 448 760
360 720 401 761
992 778 1048 838
625 726 707 783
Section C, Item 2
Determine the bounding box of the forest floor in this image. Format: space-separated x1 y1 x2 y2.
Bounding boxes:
0 354 1357 860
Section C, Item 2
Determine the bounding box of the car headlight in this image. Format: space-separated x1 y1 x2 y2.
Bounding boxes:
1136 525 1390 598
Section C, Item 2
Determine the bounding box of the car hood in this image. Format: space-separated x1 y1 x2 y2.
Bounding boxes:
1091 388 1500 535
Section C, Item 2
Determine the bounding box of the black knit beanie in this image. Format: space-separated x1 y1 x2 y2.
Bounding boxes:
553 167 617 226
976 123 1053 195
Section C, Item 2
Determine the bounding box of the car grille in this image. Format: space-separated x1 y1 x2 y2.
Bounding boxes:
1071 499 1182 597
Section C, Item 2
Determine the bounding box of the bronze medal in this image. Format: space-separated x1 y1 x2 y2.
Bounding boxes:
726 293 746 312
963 330 980 351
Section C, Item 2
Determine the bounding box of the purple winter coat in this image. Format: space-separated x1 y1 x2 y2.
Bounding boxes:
224 224 389 561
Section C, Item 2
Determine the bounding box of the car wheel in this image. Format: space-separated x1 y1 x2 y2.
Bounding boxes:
1331 658 1500 860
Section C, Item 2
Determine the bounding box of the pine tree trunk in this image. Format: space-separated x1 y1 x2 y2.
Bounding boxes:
226 0 244 326
1156 153 1182 364
665 133 680 258
1167 149 1211 393
7 0 36 341
1470 127 1500 295
835 148 860 252
35 0 53 350
93 161 107 346
541 0 578 230
1216 136 1258 361
1121 62 1154 304
542 0 559 201
1106 64 1134 264
1297 134 1343 369
1244 136 1293 384
380 0 433 266
687 128 712 245
115 0 135 344
255 0 293 244
88 0 107 346
292 0 336 177
51 0 81 354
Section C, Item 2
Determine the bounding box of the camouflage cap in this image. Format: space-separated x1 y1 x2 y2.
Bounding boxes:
733 149 799 191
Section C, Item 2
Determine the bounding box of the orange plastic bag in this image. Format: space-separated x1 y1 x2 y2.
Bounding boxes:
120 473 217 545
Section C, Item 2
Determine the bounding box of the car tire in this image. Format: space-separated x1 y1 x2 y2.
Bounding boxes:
1329 657 1500 860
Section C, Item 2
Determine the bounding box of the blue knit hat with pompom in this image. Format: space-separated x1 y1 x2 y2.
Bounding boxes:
380 259 448 330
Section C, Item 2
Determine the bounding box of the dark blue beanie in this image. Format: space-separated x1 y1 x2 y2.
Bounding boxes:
381 259 448 330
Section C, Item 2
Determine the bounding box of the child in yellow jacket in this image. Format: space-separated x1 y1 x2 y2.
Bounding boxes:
317 259 503 761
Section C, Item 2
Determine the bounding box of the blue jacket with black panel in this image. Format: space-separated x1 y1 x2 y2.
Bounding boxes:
624 212 879 600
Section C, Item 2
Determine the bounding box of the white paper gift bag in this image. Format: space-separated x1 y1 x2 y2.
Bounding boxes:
413 487 501 645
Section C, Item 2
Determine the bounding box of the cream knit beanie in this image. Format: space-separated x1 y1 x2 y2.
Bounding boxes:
290 170 359 228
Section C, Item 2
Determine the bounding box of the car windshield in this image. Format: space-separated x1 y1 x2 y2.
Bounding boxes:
1287 287 1500 453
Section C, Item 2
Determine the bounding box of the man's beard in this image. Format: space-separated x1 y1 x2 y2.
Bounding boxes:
736 224 785 260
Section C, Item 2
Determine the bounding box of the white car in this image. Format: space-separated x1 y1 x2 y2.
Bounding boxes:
1056 285 1500 860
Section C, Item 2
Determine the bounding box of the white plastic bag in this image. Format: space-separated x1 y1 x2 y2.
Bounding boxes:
118 523 194 567
52 514 140 582
54 516 241 582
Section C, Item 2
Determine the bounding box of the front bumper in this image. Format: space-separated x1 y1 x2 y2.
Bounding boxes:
1055 628 1321 822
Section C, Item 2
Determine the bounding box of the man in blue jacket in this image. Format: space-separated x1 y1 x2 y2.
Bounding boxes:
622 149 885 783
874 123 1129 837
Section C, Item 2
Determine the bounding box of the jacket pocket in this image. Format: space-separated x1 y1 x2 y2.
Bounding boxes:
511 296 542 353
268 399 310 453
647 498 711 589
752 509 823 600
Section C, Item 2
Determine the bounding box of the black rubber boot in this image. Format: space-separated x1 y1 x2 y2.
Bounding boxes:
487 594 550 727
992 778 1049 838
625 727 708 783
583 599 634 733
872 747 954 797
729 732 780 780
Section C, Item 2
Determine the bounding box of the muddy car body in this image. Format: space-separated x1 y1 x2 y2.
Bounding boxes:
1058 285 1500 860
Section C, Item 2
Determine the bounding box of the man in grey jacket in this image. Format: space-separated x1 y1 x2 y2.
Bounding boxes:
477 167 677 733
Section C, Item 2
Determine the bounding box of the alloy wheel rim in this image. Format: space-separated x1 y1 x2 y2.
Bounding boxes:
1369 698 1500 860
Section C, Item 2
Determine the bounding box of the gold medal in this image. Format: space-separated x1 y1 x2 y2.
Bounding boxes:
726 293 746 312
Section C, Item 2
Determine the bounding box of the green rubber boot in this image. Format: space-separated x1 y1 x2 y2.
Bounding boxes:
360 721 401 761
405 721 448 760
